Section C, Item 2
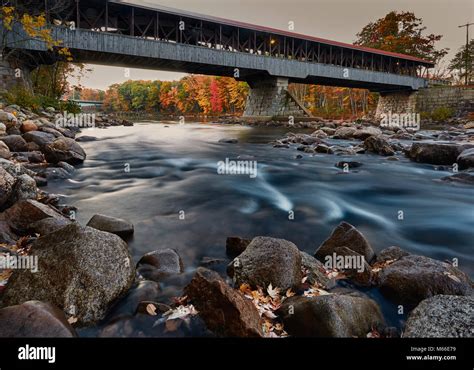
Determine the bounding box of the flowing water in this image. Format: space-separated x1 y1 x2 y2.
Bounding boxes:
44 122 474 336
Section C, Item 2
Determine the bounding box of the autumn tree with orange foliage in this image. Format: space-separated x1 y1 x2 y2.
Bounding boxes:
354 11 448 64
102 76 248 116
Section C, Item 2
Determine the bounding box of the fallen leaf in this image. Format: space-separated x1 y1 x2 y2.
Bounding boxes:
146 303 157 316
263 310 277 319
163 304 198 321
443 271 461 283
267 283 280 299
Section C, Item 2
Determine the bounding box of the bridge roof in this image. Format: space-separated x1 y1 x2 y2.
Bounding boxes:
111 0 434 67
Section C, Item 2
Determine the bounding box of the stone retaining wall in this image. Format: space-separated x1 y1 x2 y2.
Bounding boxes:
376 86 474 119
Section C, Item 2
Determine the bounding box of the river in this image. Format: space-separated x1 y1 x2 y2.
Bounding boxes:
44 121 474 336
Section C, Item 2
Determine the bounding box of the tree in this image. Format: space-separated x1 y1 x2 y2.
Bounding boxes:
209 78 223 113
449 40 474 85
355 11 448 63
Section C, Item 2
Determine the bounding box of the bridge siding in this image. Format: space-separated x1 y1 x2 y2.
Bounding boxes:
17 27 427 92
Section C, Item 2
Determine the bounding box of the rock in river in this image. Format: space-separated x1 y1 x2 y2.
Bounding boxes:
314 222 375 263
333 126 356 139
456 148 474 170
86 214 134 238
403 295 474 338
441 171 474 185
277 294 384 337
184 267 263 337
364 135 395 156
227 236 303 291
353 127 382 140
43 137 86 164
0 300 76 337
378 254 473 307
1 223 135 325
136 248 184 281
408 143 464 165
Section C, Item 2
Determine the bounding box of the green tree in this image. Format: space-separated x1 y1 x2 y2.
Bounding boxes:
449 40 474 85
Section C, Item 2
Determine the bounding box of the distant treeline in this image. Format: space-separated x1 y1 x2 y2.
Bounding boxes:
68 75 378 118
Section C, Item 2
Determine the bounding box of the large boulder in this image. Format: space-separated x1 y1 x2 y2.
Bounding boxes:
86 214 134 238
3 199 68 232
408 143 464 165
23 131 55 148
314 222 375 263
364 135 395 156
403 295 473 338
378 254 473 307
0 301 76 337
184 267 263 337
457 148 474 170
0 167 15 209
277 294 384 337
0 135 28 152
0 122 6 135
43 137 86 164
1 224 135 325
136 249 184 281
228 236 303 291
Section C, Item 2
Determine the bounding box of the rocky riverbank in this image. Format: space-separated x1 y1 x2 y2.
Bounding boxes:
0 106 472 338
269 118 474 185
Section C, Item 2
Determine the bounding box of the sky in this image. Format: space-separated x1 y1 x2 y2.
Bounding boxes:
69 0 474 90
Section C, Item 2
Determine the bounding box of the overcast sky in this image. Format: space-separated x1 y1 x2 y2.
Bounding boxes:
70 0 473 90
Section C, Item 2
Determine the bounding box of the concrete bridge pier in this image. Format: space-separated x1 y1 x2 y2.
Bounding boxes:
243 77 310 118
375 91 417 119
0 55 33 93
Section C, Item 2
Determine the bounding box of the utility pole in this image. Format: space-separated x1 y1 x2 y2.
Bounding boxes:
458 22 473 85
